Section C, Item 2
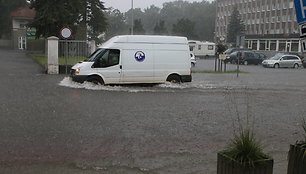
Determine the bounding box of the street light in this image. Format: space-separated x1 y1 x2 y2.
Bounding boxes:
131 0 134 35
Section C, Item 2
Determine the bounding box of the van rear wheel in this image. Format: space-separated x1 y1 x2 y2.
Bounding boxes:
166 74 181 83
86 76 104 85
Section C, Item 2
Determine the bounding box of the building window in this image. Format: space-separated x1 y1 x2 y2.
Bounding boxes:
259 40 266 50
270 40 277 50
208 45 214 50
291 40 299 52
252 40 258 50
279 41 286 51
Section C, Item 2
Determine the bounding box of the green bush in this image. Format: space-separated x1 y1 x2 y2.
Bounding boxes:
221 129 270 167
296 120 306 153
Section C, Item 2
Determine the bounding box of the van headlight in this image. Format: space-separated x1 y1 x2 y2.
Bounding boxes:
75 68 81 74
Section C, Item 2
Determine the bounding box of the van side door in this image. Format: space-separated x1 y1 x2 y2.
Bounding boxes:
120 46 154 83
92 49 121 84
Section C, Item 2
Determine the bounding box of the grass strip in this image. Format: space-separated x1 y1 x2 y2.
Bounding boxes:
29 54 85 66
192 70 248 74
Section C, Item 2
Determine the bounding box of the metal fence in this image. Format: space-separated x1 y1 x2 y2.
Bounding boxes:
59 40 92 74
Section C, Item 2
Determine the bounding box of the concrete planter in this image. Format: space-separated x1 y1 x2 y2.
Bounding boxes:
217 152 273 174
287 144 306 174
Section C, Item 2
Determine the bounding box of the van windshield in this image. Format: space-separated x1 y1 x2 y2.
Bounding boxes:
85 48 105 62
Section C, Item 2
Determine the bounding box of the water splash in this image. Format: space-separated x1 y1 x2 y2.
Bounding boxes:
59 77 224 92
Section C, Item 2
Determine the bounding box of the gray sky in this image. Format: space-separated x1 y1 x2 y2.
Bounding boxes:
104 0 210 12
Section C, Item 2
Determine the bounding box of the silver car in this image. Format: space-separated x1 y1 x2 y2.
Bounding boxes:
262 53 302 68
190 53 196 67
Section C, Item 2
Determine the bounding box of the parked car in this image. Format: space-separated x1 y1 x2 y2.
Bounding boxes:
190 53 196 67
302 58 306 68
262 53 302 68
223 48 251 55
223 48 251 61
254 52 267 60
225 51 263 65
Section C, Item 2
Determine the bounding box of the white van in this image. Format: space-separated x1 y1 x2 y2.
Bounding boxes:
188 40 215 58
70 35 192 85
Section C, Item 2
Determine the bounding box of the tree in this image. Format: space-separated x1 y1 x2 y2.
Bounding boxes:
133 19 145 35
125 8 144 34
29 0 107 40
172 18 197 39
104 0 216 41
0 0 27 39
142 5 160 34
80 0 107 41
153 20 167 35
227 6 245 44
104 9 128 40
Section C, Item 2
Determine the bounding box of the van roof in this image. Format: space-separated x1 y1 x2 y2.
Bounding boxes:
105 35 188 45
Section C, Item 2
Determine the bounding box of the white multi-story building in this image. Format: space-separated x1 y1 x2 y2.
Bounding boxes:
215 0 301 52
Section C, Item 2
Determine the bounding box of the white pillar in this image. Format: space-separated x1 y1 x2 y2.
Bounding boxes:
46 36 59 74
89 40 96 54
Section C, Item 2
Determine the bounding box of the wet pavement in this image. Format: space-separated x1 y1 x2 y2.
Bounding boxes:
0 49 306 174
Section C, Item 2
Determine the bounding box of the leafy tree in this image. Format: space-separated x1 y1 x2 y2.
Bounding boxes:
29 0 107 40
153 20 167 35
125 8 144 34
172 18 197 39
159 0 215 41
0 0 27 39
105 0 216 41
227 6 245 44
133 19 145 35
104 9 129 40
142 5 160 34
80 0 107 41
104 9 128 40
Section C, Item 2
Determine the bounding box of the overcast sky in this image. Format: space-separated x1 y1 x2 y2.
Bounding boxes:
104 0 211 12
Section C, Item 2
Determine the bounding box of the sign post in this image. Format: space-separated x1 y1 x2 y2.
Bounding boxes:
60 27 72 74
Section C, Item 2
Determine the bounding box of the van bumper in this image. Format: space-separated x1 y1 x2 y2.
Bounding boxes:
181 75 192 82
71 75 87 83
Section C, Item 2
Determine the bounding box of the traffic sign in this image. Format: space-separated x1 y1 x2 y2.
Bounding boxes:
294 0 306 23
60 27 72 39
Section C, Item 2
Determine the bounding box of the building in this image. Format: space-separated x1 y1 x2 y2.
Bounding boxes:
10 6 36 50
215 0 301 52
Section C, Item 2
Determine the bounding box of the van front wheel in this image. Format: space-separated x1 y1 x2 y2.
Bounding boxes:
86 76 104 85
166 74 181 83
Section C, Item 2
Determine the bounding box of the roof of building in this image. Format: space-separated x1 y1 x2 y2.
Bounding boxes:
10 6 35 19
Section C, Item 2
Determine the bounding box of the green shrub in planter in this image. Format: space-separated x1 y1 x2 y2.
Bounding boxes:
217 129 273 174
287 120 306 174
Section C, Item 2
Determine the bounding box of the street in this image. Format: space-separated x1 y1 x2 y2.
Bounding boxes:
0 49 305 174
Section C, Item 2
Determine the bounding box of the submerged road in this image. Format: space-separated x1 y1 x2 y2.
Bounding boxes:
0 49 305 174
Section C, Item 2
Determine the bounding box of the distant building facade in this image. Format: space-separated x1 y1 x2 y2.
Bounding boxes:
10 6 36 50
215 0 301 52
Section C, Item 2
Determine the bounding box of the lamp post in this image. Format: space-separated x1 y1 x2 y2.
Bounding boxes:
131 0 134 35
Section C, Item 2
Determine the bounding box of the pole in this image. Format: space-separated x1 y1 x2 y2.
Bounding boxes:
131 0 134 35
237 53 240 77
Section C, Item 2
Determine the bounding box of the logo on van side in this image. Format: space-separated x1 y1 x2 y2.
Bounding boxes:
135 51 145 62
